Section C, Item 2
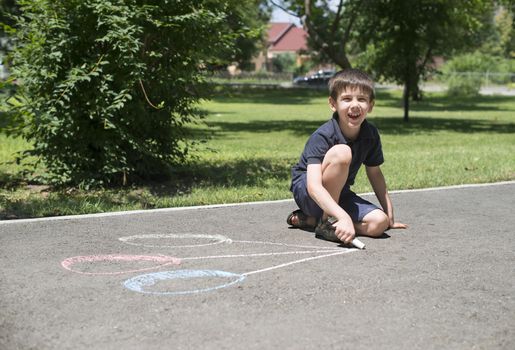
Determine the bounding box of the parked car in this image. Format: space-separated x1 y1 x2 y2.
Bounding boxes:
293 69 335 86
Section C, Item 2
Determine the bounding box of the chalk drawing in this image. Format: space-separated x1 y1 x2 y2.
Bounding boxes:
118 233 231 248
180 249 341 261
242 249 354 276
123 250 354 295
61 254 181 275
123 269 246 295
62 233 358 295
234 240 341 250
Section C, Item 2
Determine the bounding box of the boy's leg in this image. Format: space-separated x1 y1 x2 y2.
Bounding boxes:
321 145 389 237
321 144 352 220
289 144 352 229
354 209 389 237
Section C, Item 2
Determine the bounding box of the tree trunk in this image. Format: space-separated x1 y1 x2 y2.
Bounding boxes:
411 83 422 101
303 0 353 70
335 54 352 70
403 83 410 122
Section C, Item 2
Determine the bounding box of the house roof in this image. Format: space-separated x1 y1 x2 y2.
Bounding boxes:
267 22 308 53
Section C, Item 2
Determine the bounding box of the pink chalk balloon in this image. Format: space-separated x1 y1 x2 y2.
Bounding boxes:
61 254 181 275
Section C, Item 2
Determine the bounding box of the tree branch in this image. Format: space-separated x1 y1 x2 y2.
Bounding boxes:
331 0 344 36
303 0 352 68
269 0 301 18
304 0 312 17
343 0 361 43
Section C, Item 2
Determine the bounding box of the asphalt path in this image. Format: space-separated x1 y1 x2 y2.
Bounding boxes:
1 182 514 350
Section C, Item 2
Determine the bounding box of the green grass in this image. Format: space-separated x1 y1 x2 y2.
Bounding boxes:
1 87 514 219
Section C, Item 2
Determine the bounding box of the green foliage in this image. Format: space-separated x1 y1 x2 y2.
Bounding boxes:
358 0 491 85
294 60 315 76
442 52 499 73
3 0 259 187
220 0 271 68
281 0 359 69
479 4 515 58
2 88 514 219
278 0 495 120
442 51 514 96
445 74 482 97
354 0 493 119
0 0 19 37
271 53 297 72
494 5 514 57
0 0 19 65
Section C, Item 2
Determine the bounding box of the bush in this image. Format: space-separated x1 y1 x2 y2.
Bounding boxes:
3 0 252 187
442 51 514 96
446 73 482 97
271 53 297 73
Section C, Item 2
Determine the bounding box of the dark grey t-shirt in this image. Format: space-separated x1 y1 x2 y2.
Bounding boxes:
290 113 384 192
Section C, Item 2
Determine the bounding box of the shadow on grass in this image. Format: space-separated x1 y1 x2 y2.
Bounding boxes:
211 87 328 105
0 191 127 220
190 116 515 139
371 116 515 134
377 92 515 112
154 157 293 196
211 87 515 113
0 171 24 189
0 157 295 219
191 119 323 138
196 90 515 138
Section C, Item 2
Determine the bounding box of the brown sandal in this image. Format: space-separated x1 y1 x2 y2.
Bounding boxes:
286 209 315 229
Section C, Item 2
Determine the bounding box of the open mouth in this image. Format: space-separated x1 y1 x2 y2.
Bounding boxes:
348 112 361 120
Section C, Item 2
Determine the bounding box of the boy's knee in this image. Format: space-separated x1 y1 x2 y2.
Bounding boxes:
364 210 389 237
325 144 352 166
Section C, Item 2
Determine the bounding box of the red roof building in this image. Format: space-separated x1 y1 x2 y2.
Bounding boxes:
267 23 308 54
251 22 309 71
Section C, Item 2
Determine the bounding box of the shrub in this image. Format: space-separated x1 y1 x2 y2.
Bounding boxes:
442 51 514 96
446 73 482 97
271 53 297 73
3 0 253 187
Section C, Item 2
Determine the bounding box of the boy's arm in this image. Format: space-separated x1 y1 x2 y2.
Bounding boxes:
365 165 408 229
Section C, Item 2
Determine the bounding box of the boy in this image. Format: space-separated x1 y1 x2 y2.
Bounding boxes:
287 68 407 244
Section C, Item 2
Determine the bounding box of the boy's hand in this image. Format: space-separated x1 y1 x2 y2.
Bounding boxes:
332 217 356 244
389 220 408 230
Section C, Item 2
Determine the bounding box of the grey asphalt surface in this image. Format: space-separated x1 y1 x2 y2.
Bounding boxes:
1 182 514 350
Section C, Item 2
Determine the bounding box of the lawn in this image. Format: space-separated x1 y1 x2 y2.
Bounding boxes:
1 87 514 219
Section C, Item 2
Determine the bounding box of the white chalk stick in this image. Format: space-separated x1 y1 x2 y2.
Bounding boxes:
327 217 366 249
351 238 365 249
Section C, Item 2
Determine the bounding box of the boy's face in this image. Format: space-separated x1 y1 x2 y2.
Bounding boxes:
329 87 374 133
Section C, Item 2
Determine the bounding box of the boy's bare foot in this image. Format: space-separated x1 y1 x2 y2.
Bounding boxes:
286 209 317 229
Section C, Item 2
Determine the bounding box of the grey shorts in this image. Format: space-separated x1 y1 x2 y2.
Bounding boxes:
291 174 380 222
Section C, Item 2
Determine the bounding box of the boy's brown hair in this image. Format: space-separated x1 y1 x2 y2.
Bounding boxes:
328 68 375 102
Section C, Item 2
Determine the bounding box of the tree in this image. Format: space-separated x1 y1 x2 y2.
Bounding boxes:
273 0 361 69
493 4 515 58
357 0 492 121
0 0 19 59
0 0 18 35
223 0 271 70
273 0 493 121
4 0 262 187
271 52 297 72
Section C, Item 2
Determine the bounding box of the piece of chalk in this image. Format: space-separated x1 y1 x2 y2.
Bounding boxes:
351 238 365 249
326 217 366 249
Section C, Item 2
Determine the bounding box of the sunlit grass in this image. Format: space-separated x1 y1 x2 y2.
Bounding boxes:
1 87 514 219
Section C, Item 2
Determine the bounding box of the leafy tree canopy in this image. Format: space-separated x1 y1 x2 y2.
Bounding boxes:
273 0 495 120
276 0 361 69
3 0 264 187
